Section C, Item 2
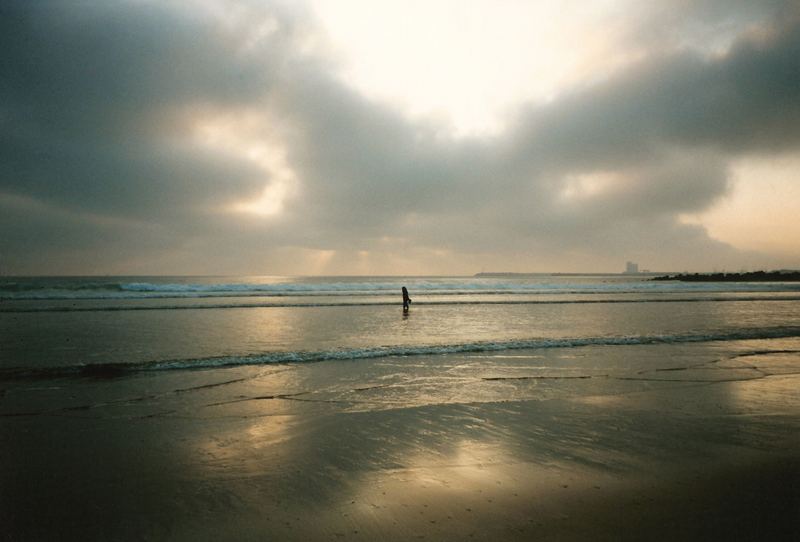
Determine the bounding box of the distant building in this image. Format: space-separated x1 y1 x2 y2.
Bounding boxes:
625 261 639 274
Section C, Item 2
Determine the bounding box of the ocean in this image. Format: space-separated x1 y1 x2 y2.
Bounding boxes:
3 274 800 376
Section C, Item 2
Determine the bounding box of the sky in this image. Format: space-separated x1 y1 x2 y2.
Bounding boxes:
1 0 799 276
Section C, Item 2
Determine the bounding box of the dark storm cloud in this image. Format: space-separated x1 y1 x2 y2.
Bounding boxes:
0 0 293 216
0 2 280 122
513 17 800 169
1 1 798 273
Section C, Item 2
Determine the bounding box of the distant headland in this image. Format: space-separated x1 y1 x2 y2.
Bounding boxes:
473 272 667 278
652 270 800 282
472 270 800 281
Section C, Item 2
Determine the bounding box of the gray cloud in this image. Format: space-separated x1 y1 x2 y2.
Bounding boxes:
515 19 800 167
1 1 798 274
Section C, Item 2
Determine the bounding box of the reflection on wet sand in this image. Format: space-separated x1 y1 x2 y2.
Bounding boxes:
1 338 799 540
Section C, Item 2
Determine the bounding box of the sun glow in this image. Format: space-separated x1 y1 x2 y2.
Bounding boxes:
680 154 800 259
311 0 638 136
561 171 623 201
194 113 296 217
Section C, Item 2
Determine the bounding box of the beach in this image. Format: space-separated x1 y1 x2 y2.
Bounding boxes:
2 276 800 540
3 340 800 540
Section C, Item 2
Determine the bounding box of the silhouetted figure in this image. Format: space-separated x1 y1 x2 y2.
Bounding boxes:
402 286 412 311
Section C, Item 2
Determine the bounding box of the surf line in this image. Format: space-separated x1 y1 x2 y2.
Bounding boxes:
5 295 800 312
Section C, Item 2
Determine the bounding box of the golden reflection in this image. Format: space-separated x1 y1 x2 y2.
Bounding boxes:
573 394 628 408
193 414 297 477
725 338 800 414
190 366 305 476
375 439 512 490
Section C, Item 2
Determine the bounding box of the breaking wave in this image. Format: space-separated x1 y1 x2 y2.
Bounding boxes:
3 278 800 300
3 326 799 380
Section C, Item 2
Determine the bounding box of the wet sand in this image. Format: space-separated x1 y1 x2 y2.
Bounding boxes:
2 338 800 540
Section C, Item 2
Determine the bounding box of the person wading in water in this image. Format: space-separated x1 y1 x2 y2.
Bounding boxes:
402 286 412 311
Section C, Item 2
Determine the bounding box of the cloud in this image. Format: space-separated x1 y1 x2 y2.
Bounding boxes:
0 1 798 274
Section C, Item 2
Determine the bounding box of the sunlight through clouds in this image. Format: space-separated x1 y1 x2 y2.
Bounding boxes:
310 0 641 137
560 172 624 201
193 114 297 217
681 154 800 260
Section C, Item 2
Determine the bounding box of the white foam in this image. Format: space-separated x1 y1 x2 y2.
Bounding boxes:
147 326 800 371
3 278 799 300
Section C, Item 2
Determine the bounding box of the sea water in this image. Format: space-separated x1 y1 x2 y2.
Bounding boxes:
2 274 800 376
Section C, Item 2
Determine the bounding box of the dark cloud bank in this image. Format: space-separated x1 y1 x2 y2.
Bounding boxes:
1 1 799 274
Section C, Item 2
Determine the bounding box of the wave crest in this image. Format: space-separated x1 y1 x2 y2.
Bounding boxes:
4 278 800 300
3 326 799 379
